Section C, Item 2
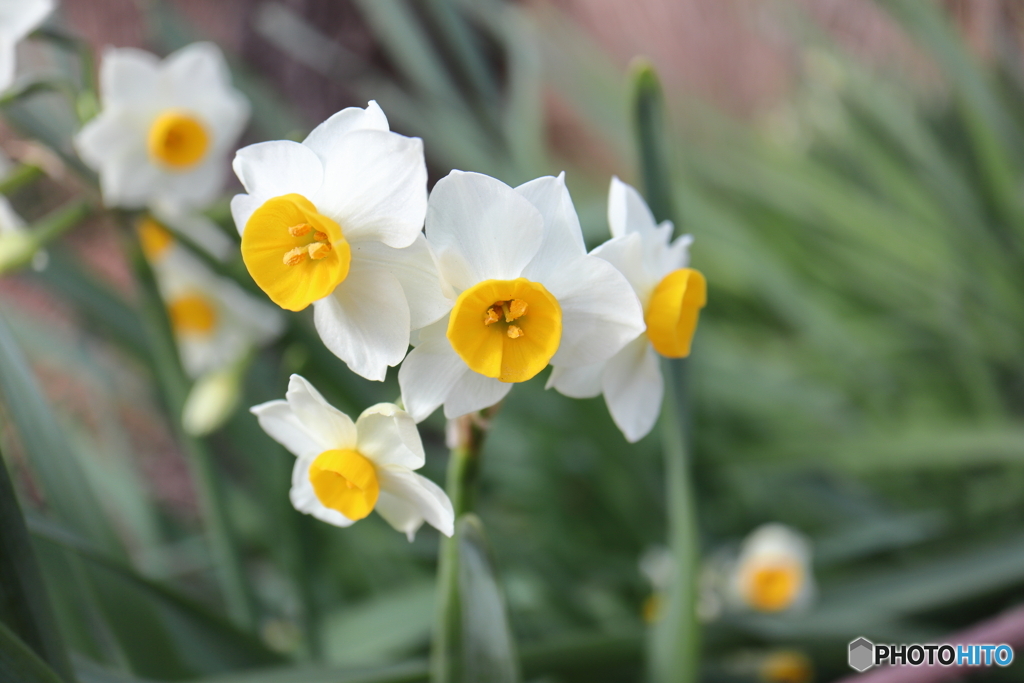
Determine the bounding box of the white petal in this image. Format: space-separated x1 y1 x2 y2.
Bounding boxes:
315 130 426 249
73 108 144 172
608 176 658 239
517 173 587 283
0 39 13 92
377 465 454 538
232 140 323 204
290 455 355 527
155 157 226 211
425 171 543 290
443 371 512 419
602 336 663 443
302 101 390 161
350 235 453 331
547 255 645 368
374 491 426 542
285 374 357 450
546 362 603 399
660 233 694 276
98 148 160 209
250 399 321 458
355 403 425 469
313 258 411 382
230 194 261 237
590 232 654 303
398 319 469 423
0 0 54 41
100 47 161 107
162 42 234 104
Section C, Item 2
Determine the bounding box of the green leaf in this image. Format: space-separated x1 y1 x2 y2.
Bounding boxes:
432 514 520 683
0 448 74 682
631 60 676 226
0 310 121 555
0 622 66 683
26 515 283 670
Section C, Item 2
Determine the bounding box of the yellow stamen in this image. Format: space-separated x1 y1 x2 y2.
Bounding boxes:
283 247 307 266
147 110 209 169
447 278 562 383
308 241 332 260
308 449 379 520
508 299 528 320
644 268 706 358
167 293 217 335
241 194 352 311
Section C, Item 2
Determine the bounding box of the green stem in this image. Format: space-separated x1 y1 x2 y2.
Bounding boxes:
0 164 43 196
649 358 699 683
124 221 255 631
430 413 490 683
0 200 92 274
0 445 75 682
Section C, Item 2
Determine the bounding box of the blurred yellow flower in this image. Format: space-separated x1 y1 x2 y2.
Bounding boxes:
75 42 249 210
251 374 454 540
732 524 814 613
548 177 706 443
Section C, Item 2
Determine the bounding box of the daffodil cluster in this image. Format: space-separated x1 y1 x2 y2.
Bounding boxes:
63 36 705 540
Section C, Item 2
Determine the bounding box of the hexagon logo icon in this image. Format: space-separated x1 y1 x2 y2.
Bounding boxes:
849 637 875 672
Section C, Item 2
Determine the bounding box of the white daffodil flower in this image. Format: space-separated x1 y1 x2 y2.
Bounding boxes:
729 523 814 613
251 374 454 540
548 177 706 443
75 42 250 210
148 242 284 378
0 0 54 92
398 171 645 422
230 101 449 381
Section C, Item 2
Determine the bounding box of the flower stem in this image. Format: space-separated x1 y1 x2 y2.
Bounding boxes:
124 219 255 631
0 163 43 196
649 358 700 683
431 411 491 683
0 200 92 275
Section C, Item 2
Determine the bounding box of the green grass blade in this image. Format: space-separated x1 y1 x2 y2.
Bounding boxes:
0 310 121 555
0 622 67 683
125 231 255 630
0 448 74 682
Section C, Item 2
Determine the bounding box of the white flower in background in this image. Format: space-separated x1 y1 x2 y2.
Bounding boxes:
729 523 814 613
75 42 250 210
147 240 284 378
231 101 449 382
548 177 706 443
251 374 454 540
0 0 54 92
148 199 235 261
399 171 644 422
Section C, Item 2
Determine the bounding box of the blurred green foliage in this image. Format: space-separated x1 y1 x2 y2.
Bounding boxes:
2 1 1024 682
